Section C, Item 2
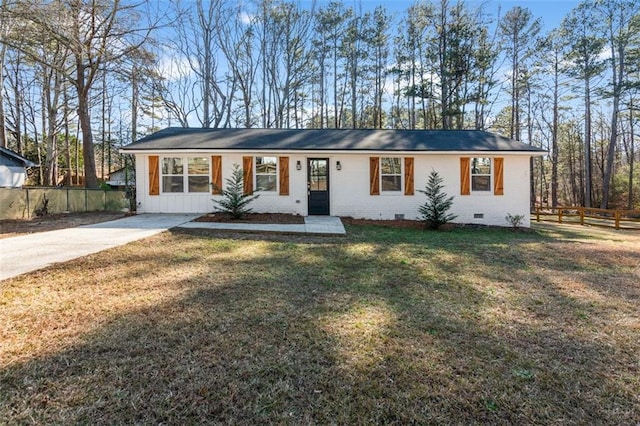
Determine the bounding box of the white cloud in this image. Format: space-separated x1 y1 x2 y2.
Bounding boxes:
239 11 253 25
155 54 194 81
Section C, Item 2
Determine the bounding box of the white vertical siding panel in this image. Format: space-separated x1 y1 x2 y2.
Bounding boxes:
134 152 533 226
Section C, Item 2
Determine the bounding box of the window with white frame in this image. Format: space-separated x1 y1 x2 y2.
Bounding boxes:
471 157 491 191
381 157 402 192
162 157 184 193
187 157 210 192
255 156 277 191
162 157 209 193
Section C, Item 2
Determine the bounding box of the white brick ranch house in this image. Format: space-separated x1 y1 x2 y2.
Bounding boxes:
121 128 545 227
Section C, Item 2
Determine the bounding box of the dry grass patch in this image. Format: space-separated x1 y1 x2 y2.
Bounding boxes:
0 212 127 238
1 223 638 424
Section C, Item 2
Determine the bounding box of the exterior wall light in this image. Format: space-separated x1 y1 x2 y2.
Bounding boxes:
336 161 342 171
296 160 302 170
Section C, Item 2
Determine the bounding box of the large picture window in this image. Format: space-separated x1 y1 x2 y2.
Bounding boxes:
381 157 402 192
161 156 209 193
471 157 491 191
255 156 277 191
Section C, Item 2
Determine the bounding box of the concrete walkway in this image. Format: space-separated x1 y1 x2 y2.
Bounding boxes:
178 215 346 235
0 214 346 281
0 214 199 281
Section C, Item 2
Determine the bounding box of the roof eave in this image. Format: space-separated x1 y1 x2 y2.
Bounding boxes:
120 147 546 156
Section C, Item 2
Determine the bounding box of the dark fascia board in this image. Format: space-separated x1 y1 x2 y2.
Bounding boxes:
0 146 38 167
121 127 547 153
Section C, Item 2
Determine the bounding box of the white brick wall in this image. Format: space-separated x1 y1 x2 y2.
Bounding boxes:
135 152 532 227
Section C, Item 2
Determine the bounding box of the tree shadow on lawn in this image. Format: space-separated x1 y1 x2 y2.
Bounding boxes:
1 227 638 424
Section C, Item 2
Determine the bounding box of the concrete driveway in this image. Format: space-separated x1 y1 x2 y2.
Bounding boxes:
0 214 199 281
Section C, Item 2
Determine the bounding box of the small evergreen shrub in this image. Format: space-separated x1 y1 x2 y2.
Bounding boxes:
212 163 259 219
418 170 457 229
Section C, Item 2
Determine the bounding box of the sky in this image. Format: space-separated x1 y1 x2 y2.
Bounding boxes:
298 0 581 33
151 0 586 129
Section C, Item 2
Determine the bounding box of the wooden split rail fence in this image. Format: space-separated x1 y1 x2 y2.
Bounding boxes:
533 206 640 230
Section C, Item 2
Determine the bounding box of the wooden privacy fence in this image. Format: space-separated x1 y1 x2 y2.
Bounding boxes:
533 206 640 230
0 187 129 220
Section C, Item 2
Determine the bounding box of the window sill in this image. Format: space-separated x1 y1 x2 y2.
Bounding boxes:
159 192 212 195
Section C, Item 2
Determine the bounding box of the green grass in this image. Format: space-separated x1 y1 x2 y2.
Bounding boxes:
1 223 638 424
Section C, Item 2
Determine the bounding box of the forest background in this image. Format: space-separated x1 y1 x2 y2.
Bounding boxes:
0 0 638 210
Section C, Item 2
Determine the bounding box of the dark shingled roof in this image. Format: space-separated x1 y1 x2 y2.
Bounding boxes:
0 146 38 167
122 127 546 153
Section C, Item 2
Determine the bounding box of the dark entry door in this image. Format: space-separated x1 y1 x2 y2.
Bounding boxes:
307 158 330 215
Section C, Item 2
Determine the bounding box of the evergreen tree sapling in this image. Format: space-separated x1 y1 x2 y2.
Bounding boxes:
418 170 457 229
212 163 259 219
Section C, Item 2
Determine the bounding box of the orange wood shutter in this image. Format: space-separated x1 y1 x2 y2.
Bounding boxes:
460 157 470 195
211 155 222 194
494 157 504 195
242 156 253 195
148 155 159 196
404 157 414 195
279 156 289 195
370 157 380 195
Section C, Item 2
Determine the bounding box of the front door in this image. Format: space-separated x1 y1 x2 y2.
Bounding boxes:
307 158 330 215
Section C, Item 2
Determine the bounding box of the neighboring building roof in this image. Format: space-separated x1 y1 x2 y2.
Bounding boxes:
0 146 38 167
121 127 546 153
108 166 134 178
106 167 135 187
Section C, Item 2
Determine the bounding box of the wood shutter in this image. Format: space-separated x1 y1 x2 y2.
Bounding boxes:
460 157 470 195
279 156 289 195
494 157 504 195
211 155 222 194
148 155 159 196
370 157 380 195
404 157 414 195
242 156 253 195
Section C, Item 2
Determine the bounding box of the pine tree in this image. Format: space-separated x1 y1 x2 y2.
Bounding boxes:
212 164 259 219
418 170 457 229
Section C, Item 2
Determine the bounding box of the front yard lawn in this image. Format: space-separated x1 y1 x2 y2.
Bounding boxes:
1 223 638 424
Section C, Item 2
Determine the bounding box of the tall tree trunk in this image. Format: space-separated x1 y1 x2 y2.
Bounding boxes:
44 64 62 186
11 53 22 154
78 81 98 188
64 88 71 186
510 46 517 139
601 39 624 209
75 120 80 186
101 72 106 179
551 58 559 208
351 51 357 129
526 82 534 208
568 130 579 205
131 66 138 142
439 2 449 130
333 35 338 129
628 98 635 210
107 93 112 173
319 57 325 129
0 42 6 148
584 77 593 207
261 2 267 128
